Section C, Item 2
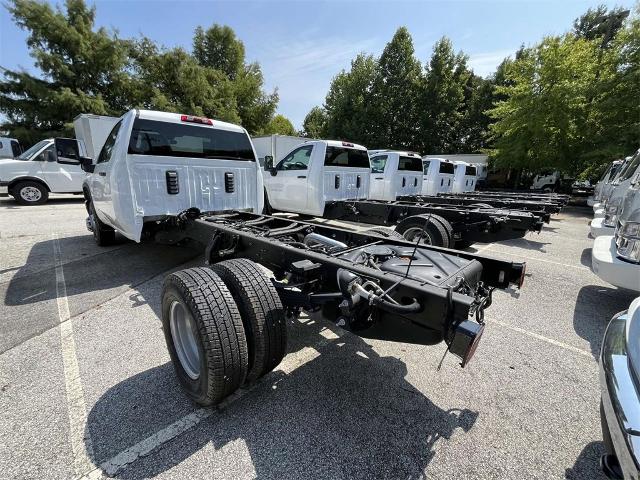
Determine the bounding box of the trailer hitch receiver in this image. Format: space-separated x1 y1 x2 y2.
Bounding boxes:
449 320 485 367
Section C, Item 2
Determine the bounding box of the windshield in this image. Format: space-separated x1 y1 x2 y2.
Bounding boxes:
618 153 640 182
609 163 621 180
128 119 255 161
398 156 423 172
324 147 370 168
439 162 455 174
16 140 49 160
370 155 387 174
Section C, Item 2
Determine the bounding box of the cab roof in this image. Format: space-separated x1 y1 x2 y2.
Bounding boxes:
135 110 247 134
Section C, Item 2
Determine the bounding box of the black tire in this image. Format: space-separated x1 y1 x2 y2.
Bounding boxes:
364 227 405 240
161 267 248 406
426 214 454 246
12 181 48 205
88 201 116 246
394 214 450 247
211 259 287 383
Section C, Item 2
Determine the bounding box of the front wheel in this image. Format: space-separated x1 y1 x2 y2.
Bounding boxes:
88 201 116 246
161 267 249 406
12 181 48 205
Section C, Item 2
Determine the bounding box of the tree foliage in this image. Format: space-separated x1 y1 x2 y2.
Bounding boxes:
302 106 327 138
0 0 279 145
260 114 296 136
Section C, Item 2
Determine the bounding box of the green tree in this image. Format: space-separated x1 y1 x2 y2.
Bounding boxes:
0 0 134 145
420 37 470 154
370 27 422 150
302 106 327 138
260 114 296 135
574 5 630 48
323 54 378 145
193 25 244 79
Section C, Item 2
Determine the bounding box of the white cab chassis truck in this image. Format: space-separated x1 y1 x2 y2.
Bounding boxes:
589 160 623 207
421 157 456 195
263 140 371 216
368 150 423 201
0 137 22 158
251 134 309 168
591 152 640 238
54 109 526 407
0 114 117 205
592 159 640 292
451 161 477 193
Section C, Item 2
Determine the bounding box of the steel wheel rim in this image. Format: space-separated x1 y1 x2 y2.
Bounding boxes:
169 300 201 380
20 186 41 202
403 227 432 245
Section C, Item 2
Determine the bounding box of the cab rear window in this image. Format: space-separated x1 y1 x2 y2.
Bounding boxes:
465 165 477 175
439 162 455 174
128 119 255 161
398 156 423 171
324 147 370 168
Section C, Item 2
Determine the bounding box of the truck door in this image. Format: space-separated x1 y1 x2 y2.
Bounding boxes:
266 145 313 212
395 155 422 197
91 120 122 224
323 146 370 202
41 143 85 193
369 154 388 200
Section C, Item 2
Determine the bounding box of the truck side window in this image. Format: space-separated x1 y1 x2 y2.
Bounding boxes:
34 145 55 162
370 155 388 174
11 140 22 157
423 161 430 175
277 145 313 171
97 120 123 164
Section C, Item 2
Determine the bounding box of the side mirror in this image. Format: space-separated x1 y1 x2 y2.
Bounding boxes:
264 155 277 176
54 138 94 173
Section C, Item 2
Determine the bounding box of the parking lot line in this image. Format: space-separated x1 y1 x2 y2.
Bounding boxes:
54 234 96 478
79 321 347 479
482 245 591 271
490 318 594 360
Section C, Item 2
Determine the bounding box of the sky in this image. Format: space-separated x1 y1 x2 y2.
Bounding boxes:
0 0 636 129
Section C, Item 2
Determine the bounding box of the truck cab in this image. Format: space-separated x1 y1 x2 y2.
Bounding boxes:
55 109 263 243
591 153 640 292
0 137 22 159
368 150 422 201
591 152 640 237
594 157 631 216
421 157 455 195
589 160 623 207
451 161 477 193
263 140 370 216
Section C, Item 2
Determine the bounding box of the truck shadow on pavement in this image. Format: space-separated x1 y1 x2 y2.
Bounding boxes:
565 441 607 480
85 320 479 479
573 285 637 358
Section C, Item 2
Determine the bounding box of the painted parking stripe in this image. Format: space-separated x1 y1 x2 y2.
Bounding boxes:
54 234 96 478
490 318 594 359
79 324 346 479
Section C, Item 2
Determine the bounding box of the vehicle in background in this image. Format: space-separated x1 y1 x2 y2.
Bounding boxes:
570 179 594 197
591 153 640 292
252 134 309 168
0 115 118 205
53 109 527 408
475 163 488 188
599 296 640 480
0 137 22 158
263 140 370 216
591 152 640 238
589 159 624 207
529 171 574 192
368 150 422 201
421 157 455 195
451 161 477 193
595 156 633 217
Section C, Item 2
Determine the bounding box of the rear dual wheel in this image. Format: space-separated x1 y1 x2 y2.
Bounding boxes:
394 214 453 248
161 260 287 406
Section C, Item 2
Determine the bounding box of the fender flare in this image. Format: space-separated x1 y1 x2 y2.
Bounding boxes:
7 176 51 193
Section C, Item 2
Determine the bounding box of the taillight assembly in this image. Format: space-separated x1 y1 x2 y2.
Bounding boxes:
341 141 354 147
181 115 213 125
449 320 485 367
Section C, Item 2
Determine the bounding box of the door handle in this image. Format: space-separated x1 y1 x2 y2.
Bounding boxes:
98 172 106 176
297 175 307 179
374 177 383 180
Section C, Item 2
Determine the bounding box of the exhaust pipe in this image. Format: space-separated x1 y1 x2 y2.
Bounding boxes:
303 233 348 252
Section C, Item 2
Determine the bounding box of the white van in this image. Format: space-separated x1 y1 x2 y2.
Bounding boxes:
368 150 422 201
0 115 118 205
452 161 477 193
421 157 455 195
263 140 370 216
0 137 22 158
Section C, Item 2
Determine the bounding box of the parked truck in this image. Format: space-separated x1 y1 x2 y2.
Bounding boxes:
54 109 526 407
451 161 477 193
262 141 547 248
251 134 309 168
0 114 117 205
588 159 623 207
368 150 423 201
0 137 22 158
421 157 455 195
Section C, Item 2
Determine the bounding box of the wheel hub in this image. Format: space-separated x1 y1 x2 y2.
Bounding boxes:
20 186 41 202
169 300 201 380
403 227 433 245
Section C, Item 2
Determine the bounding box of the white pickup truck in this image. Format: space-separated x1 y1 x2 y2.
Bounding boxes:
53 108 526 407
262 140 370 216
0 114 117 205
451 161 477 193
368 150 422 201
0 137 22 158
421 157 455 196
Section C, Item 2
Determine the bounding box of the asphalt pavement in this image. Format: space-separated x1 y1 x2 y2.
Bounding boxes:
0 194 636 479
